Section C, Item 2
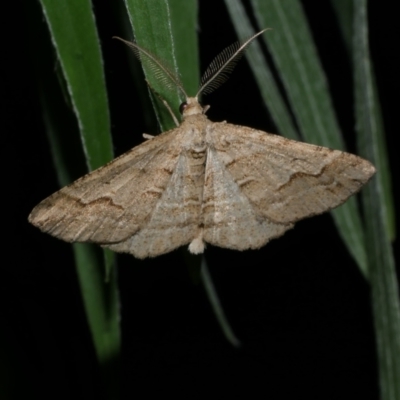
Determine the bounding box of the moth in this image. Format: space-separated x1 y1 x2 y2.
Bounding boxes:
29 30 376 259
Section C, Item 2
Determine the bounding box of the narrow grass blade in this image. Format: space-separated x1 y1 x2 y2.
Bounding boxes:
330 0 353 53
201 257 241 347
224 0 299 141
37 1 120 396
333 2 395 241
123 0 199 130
39 0 113 170
353 2 400 398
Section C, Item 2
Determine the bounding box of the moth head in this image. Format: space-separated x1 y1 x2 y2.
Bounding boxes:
179 97 208 118
113 30 268 122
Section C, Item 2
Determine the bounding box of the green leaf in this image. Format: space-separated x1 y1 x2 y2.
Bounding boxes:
353 1 400 398
37 0 120 397
73 244 120 375
123 0 199 130
201 258 241 347
330 0 353 53
224 0 299 141
333 1 395 241
40 0 113 170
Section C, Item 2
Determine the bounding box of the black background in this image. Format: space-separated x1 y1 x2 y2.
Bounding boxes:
3 1 399 399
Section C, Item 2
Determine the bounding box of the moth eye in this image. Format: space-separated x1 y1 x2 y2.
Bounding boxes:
179 102 188 114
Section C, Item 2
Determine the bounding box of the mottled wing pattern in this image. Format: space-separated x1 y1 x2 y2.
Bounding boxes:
108 149 203 258
202 142 291 250
29 127 201 258
203 123 375 248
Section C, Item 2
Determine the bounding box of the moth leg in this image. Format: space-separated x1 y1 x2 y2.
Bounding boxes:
143 133 155 140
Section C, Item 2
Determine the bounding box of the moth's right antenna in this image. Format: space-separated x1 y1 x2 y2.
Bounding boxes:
196 29 268 98
113 37 188 100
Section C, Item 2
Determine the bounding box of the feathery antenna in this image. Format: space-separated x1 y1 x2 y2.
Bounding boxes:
196 29 268 98
113 36 188 100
